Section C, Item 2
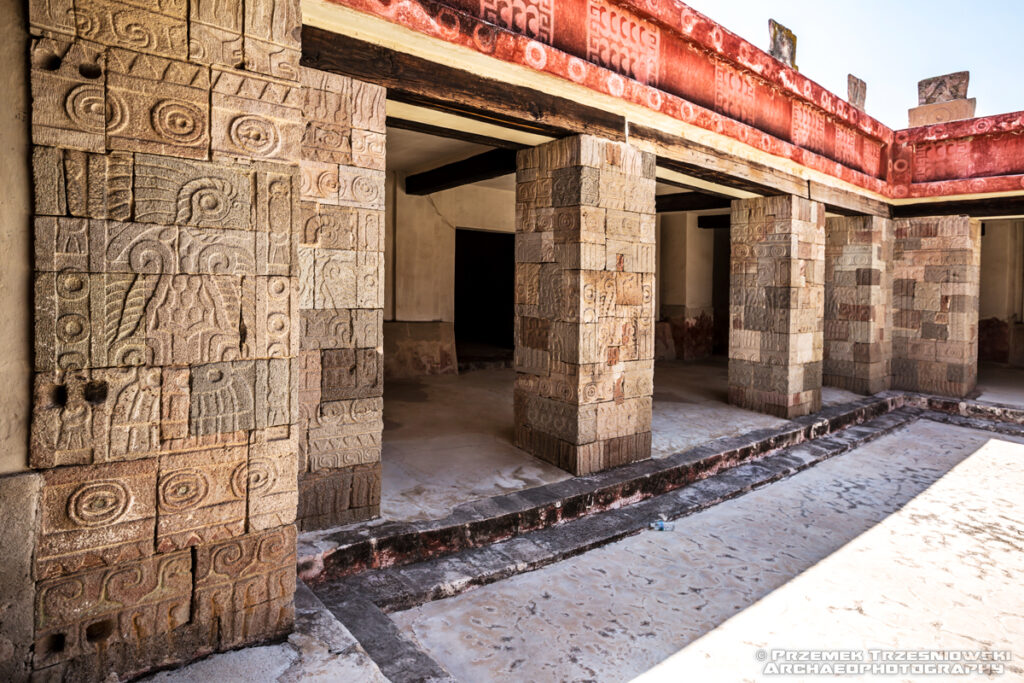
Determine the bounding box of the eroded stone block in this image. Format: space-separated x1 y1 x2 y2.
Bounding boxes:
255 359 291 428
321 348 382 401
189 0 244 67
211 67 303 162
301 68 352 164
297 463 380 530
189 360 255 435
247 431 299 531
254 276 297 359
156 445 247 551
30 38 106 152
243 0 301 81
73 0 187 59
918 71 969 105
145 275 243 365
37 459 157 580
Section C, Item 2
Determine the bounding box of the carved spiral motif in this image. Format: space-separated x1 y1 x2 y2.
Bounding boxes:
68 481 130 527
247 458 277 494
176 178 237 225
151 100 205 145
65 84 106 133
159 470 209 511
229 115 280 157
105 92 127 134
230 461 248 499
317 171 340 196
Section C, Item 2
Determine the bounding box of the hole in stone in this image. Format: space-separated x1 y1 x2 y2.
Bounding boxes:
85 620 114 643
51 385 68 407
78 62 102 79
44 632 66 654
39 54 62 71
83 380 108 405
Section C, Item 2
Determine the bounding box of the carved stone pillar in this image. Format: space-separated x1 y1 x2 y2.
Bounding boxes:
892 216 980 396
824 215 893 394
296 69 386 531
729 195 825 418
513 135 656 476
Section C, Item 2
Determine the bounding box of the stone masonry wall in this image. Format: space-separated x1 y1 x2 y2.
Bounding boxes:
729 195 825 418
296 68 386 531
824 216 893 394
513 135 656 476
25 0 304 678
892 216 980 396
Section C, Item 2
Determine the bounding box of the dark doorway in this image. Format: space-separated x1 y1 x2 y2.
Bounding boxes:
455 228 514 369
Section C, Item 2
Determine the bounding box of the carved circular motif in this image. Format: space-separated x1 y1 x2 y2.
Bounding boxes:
65 84 106 134
351 176 380 203
567 58 587 83
524 41 547 69
229 115 280 157
160 470 208 512
230 461 248 499
68 481 130 527
151 100 205 145
892 158 910 174
105 92 128 135
57 313 88 343
247 458 277 495
56 273 88 300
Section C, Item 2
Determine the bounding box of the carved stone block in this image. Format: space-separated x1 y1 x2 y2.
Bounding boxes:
91 273 158 368
918 71 969 105
160 367 189 441
35 271 92 372
255 359 291 428
156 445 247 551
29 0 76 37
189 0 244 67
33 551 192 669
63 150 133 220
255 169 298 272
178 227 256 275
350 130 386 170
91 220 178 274
301 68 352 164
243 0 301 81
145 275 243 365
36 459 157 580
30 38 106 152
356 251 384 309
254 275 297 359
306 408 382 471
248 433 299 531
33 146 67 216
211 68 303 163
350 80 386 133
300 160 340 204
35 217 89 272
314 249 357 309
106 49 210 158
337 167 385 210
73 0 187 59
321 348 382 401
297 351 321 421
134 154 253 229
193 525 297 649
189 360 255 435
297 463 380 531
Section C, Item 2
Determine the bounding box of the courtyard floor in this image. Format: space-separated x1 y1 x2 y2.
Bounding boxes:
380 359 862 521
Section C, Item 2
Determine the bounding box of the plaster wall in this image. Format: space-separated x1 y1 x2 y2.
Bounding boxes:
0 0 31 474
390 179 514 323
978 219 1023 363
657 211 715 360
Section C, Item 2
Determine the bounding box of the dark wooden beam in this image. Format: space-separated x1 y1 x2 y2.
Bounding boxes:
697 214 730 229
808 181 890 218
301 26 626 141
891 196 1024 219
404 148 518 195
386 116 527 150
656 192 733 213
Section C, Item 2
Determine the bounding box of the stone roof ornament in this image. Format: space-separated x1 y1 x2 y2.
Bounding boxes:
909 71 976 126
848 74 866 111
768 19 798 71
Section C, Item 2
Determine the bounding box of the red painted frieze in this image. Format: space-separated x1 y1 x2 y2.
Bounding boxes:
322 0 1024 200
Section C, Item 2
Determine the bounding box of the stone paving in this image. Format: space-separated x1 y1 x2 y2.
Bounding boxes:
392 419 1024 682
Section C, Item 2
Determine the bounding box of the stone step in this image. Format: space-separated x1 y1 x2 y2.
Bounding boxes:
299 393 907 584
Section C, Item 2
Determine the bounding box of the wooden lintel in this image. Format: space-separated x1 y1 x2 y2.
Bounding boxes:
697 214 731 229
656 192 733 213
405 148 518 195
301 26 626 142
386 117 527 150
892 196 1024 219
808 181 890 218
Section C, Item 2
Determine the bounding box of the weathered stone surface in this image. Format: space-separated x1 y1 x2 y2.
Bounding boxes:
298 463 380 531
847 74 866 110
337 167 385 210
28 0 76 37
301 67 352 164
0 472 42 683
255 359 292 428
211 67 303 162
72 0 187 60
145 275 244 365
30 38 106 152
189 0 244 67
918 71 969 105
768 19 797 70
33 551 192 670
193 525 297 649
106 49 210 158
134 154 252 229
908 98 977 127
36 459 157 580
63 150 133 220
306 402 383 472
321 348 383 401
255 276 298 359
300 160 340 204
189 361 255 435
243 0 301 81
156 445 247 551
248 429 299 531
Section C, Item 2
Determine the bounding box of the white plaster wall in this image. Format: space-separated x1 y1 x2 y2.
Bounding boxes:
684 213 714 313
979 220 1023 321
0 1 31 474
657 212 715 315
658 213 687 309
390 179 515 322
